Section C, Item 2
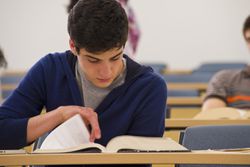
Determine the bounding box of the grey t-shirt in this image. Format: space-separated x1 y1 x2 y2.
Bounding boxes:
75 59 127 109
204 65 250 108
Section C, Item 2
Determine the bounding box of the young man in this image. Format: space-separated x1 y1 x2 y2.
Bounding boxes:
202 15 250 111
0 0 167 166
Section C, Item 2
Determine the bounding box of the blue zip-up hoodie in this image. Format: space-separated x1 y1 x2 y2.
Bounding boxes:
0 51 167 166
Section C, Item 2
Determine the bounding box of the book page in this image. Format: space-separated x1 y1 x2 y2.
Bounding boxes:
105 135 188 153
39 114 90 150
33 142 106 153
215 147 250 153
243 111 250 119
192 147 250 153
193 107 248 119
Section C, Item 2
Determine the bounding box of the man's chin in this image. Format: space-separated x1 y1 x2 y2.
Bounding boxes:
94 81 112 88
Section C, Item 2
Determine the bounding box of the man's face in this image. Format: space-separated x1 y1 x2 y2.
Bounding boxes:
76 47 124 88
245 29 250 50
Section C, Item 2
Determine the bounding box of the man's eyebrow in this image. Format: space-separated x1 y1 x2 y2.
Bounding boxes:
85 51 123 60
110 51 123 59
85 55 101 60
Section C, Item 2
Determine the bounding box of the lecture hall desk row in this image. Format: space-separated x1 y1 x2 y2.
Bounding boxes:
0 152 249 166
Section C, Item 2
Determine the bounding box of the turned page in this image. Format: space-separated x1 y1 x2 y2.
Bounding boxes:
193 107 249 119
40 114 90 150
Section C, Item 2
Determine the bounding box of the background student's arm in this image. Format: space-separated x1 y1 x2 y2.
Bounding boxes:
201 98 227 112
202 70 228 112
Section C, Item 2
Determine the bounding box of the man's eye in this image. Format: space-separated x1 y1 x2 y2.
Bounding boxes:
111 56 120 61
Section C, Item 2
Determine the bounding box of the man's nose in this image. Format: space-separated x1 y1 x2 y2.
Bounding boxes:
99 63 112 78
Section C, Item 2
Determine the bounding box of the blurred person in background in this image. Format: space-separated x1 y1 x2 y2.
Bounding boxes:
0 48 7 69
202 15 250 111
0 47 7 101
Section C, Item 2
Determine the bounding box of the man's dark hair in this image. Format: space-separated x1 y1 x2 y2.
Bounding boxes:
0 48 7 68
67 0 79 13
243 15 250 39
68 0 128 53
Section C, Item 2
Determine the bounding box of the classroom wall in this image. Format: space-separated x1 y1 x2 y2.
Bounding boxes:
0 0 250 71
131 0 250 69
0 0 69 71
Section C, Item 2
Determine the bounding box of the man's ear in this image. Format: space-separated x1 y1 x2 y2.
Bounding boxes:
69 39 78 55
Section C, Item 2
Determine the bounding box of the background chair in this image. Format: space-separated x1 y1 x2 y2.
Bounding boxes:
0 72 25 99
142 63 167 74
31 132 49 167
193 62 247 74
163 73 213 83
167 90 200 115
177 125 250 167
33 132 49 151
168 90 200 97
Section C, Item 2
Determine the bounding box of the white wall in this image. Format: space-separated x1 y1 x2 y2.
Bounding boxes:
132 0 250 69
0 0 69 71
0 0 250 71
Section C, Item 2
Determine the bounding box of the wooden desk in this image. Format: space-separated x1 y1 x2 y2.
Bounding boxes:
1 84 17 90
2 70 26 76
0 152 249 166
163 69 193 75
170 108 201 118
168 83 207 91
167 97 203 106
165 118 250 130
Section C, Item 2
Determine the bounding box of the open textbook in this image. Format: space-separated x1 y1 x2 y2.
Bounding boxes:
33 114 188 153
193 107 250 119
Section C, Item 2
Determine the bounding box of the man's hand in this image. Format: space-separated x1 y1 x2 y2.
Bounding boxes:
58 106 101 142
27 106 101 143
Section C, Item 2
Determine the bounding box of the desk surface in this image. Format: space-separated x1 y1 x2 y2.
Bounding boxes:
1 84 17 90
167 97 203 105
165 118 250 129
0 152 249 166
168 83 207 90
